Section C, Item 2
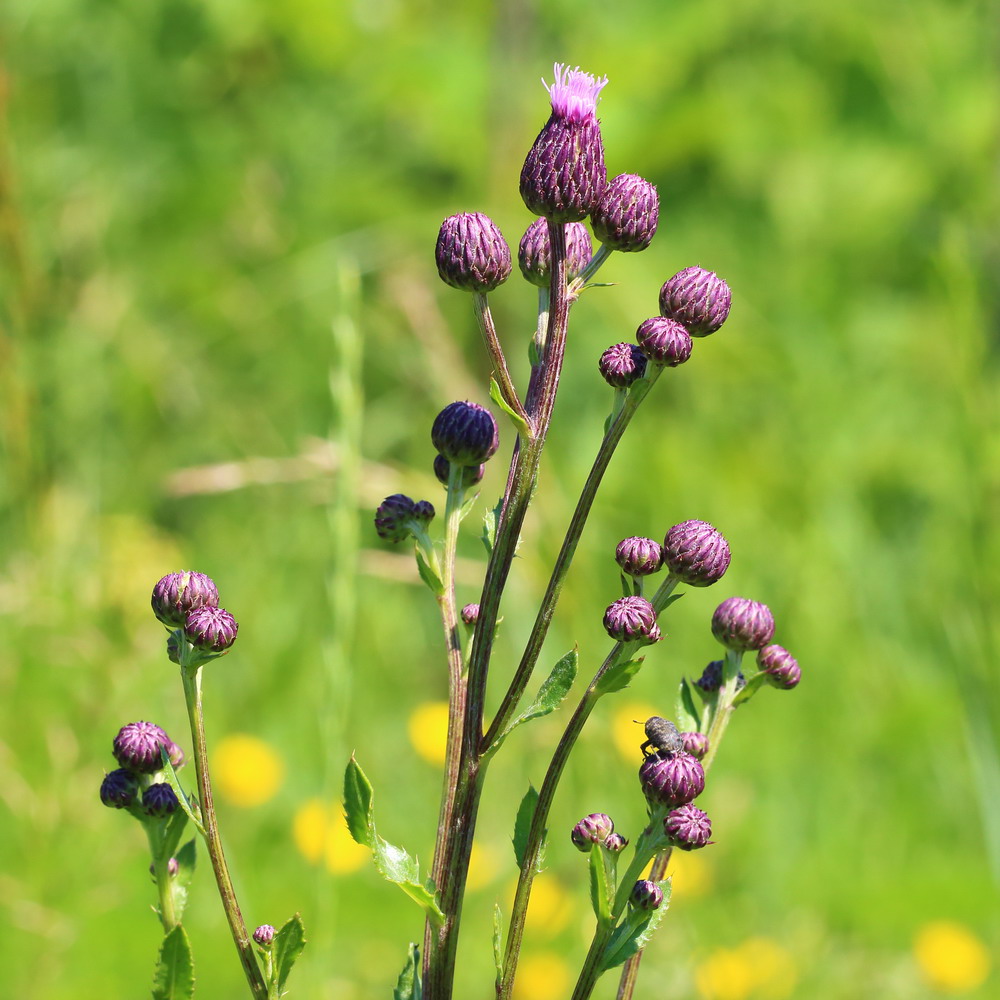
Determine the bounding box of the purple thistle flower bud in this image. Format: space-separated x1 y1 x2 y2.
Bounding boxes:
598 342 647 389
603 595 661 645
630 879 664 910
460 603 480 627
184 606 239 653
253 924 276 948
435 212 512 293
113 721 170 774
432 401 499 467
665 802 713 850
374 494 417 543
659 266 732 337
518 218 593 287
662 520 731 587
151 571 219 628
100 768 139 809
603 832 628 853
711 597 775 652
520 63 608 223
695 659 746 694
757 644 801 689
591 173 659 252
142 782 179 818
680 731 709 760
164 740 185 770
635 317 693 367
433 454 485 490
150 857 180 878
639 750 705 808
412 500 435 527
571 812 615 852
615 536 663 578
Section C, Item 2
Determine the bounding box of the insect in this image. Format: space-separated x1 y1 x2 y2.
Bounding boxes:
639 716 684 758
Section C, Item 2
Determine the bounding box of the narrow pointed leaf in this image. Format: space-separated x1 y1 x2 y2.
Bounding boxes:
676 677 701 734
172 839 196 922
588 847 613 927
274 913 307 992
489 376 531 440
512 785 539 870
393 943 422 1000
414 548 445 596
732 670 768 707
158 748 203 837
343 756 374 846
151 925 195 1000
595 657 645 696
481 497 503 556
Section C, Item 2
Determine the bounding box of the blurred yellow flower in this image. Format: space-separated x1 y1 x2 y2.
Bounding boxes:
510 873 573 939
665 846 712 899
513 951 572 999
212 733 284 807
292 798 370 874
695 938 796 999
914 920 991 993
611 700 659 762
467 841 501 891
408 701 450 764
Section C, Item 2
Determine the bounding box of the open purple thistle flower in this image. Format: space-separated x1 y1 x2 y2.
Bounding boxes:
518 218 593 286
520 64 608 222
435 212 512 293
590 173 659 252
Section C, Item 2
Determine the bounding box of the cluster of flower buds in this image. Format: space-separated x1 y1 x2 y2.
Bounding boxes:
374 494 436 544
100 720 183 819
519 219 593 287
151 571 238 657
571 812 627 853
695 659 746 693
613 520 731 588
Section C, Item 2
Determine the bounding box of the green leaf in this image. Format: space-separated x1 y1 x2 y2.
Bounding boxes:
676 677 701 734
587 846 614 927
158 747 203 837
512 785 539 871
343 756 374 846
160 805 190 862
414 547 444 596
458 490 480 523
151 925 195 1000
599 879 672 971
273 913 307 992
595 657 645 696
732 670 769 707
489 376 531 441
393 943 422 1000
481 497 503 556
173 839 196 922
492 904 504 989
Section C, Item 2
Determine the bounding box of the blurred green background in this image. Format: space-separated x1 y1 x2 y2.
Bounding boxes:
1 0 997 997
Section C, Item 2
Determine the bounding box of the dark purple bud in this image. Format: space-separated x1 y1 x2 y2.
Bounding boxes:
151 571 219 628
603 595 661 644
639 751 705 808
164 740 186 770
662 520 731 587
184 606 239 654
435 212 512 293
142 782 179 818
412 500 435 527
642 716 684 757
375 494 417 543
695 659 746 694
757 644 801 689
432 401 499 467
711 597 775 652
460 603 480 627
520 64 608 222
433 454 485 490
113 721 170 774
590 173 659 252
100 768 139 809
635 317 692 367
253 924 276 948
603 832 628 853
166 632 182 664
518 219 593 287
598 342 647 389
615 536 663 578
629 879 664 910
680 731 709 760
664 802 713 850
150 857 180 878
659 266 732 337
571 812 615 852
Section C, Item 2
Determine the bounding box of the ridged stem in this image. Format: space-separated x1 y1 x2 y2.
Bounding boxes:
474 292 527 424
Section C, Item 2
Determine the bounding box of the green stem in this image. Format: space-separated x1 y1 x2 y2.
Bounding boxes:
474 292 527 425
144 823 179 932
614 849 671 1000
181 665 267 1000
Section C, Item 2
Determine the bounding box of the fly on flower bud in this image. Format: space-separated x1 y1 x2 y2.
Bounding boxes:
142 782 179 818
590 173 659 252
662 519 731 587
603 595 661 644
757 644 801 689
711 597 775 652
518 219 593 287
599 342 647 389
151 571 219 628
681 731 709 760
433 454 485 490
100 768 139 809
113 721 170 774
520 63 608 222
695 659 746 694
640 716 685 758
659 266 732 337
253 924 276 948
184 606 239 653
571 812 615 852
432 401 499 468
664 802 713 850
435 212 512 293
635 317 693 367
615 536 663 578
639 750 705 808
630 879 664 910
